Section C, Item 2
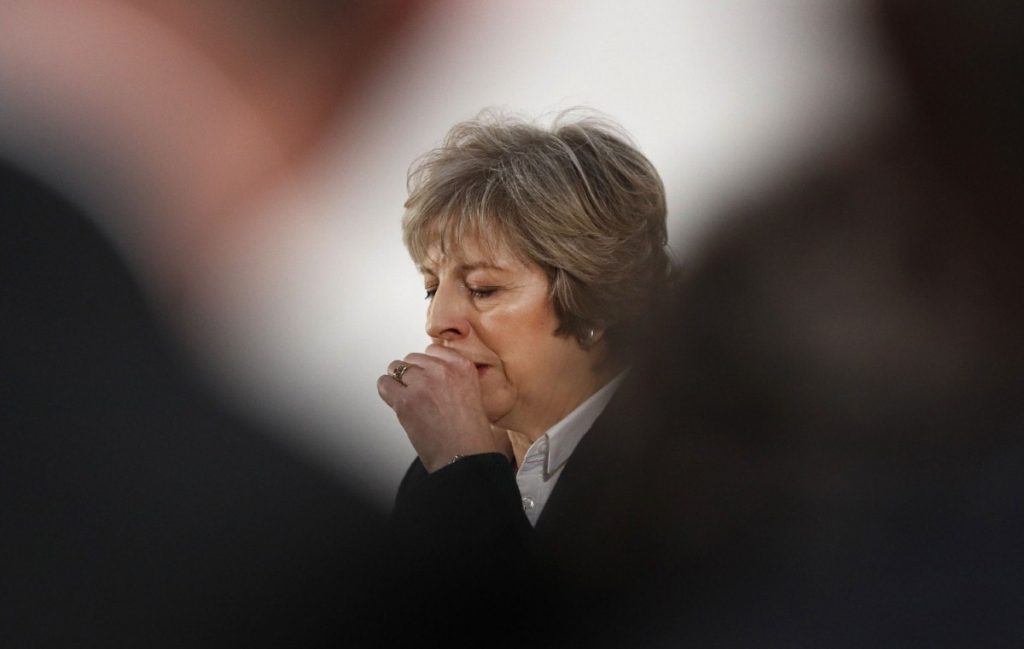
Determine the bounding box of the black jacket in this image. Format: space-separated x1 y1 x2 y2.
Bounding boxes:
388 377 671 647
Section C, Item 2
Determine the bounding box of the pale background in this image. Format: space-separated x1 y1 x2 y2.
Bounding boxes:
183 0 894 503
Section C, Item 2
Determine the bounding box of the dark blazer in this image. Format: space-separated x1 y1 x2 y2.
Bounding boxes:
389 376 671 647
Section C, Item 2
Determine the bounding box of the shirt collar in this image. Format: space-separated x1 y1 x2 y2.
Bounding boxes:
542 371 627 478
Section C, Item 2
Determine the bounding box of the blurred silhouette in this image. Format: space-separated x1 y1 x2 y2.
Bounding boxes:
0 159 388 647
610 0 1024 645
0 1 424 646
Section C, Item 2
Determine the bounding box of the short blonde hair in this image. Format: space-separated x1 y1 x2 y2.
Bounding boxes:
402 109 671 352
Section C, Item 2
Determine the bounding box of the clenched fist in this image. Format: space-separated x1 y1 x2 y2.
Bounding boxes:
378 344 511 472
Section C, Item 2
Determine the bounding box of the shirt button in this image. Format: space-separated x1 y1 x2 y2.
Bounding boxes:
521 496 535 511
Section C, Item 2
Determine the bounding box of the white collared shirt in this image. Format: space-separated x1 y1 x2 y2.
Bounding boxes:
515 372 627 526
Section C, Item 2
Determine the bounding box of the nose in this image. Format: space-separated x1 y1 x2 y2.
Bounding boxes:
425 282 470 341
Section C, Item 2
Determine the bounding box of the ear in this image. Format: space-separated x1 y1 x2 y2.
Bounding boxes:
578 326 606 349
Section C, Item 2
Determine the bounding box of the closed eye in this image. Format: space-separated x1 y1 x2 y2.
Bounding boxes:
468 287 497 299
424 287 437 300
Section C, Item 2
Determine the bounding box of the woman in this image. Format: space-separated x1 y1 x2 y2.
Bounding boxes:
377 111 670 528
375 110 670 642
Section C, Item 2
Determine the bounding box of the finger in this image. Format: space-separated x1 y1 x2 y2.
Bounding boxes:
386 359 423 376
376 374 400 407
421 344 475 368
387 360 429 389
405 350 475 382
401 352 448 372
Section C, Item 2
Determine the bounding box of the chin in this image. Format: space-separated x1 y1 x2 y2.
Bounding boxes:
482 397 515 427
480 379 516 424
485 407 512 426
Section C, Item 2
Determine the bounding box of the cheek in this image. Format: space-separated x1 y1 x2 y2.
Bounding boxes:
495 330 563 393
491 328 539 381
478 290 562 388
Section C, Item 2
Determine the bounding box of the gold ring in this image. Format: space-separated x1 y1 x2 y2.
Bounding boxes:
390 363 411 385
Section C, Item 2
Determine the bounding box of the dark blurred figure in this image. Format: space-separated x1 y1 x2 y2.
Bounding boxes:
613 0 1024 645
0 1 424 646
0 161 386 647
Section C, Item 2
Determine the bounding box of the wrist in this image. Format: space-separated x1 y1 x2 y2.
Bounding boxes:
423 449 508 474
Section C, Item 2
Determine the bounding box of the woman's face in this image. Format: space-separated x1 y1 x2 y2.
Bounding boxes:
419 237 601 438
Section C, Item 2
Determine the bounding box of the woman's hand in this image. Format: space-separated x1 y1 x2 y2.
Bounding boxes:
377 344 511 473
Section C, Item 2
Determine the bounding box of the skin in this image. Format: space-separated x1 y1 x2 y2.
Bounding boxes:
377 236 618 472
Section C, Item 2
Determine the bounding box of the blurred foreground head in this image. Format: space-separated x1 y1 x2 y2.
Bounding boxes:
0 0 420 301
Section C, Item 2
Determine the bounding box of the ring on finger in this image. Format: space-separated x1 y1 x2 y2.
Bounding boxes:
390 362 412 385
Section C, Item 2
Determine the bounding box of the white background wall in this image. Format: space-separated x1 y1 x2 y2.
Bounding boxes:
187 0 893 503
